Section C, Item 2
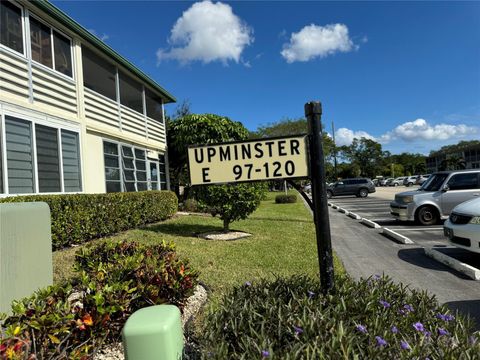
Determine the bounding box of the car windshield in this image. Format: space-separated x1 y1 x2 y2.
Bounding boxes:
420 173 449 191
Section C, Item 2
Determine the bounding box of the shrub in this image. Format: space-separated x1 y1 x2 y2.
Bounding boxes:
1 240 198 358
275 194 297 204
196 182 268 231
0 191 177 250
183 198 200 212
199 275 480 359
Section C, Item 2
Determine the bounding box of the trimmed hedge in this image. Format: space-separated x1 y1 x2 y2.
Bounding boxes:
0 191 177 250
275 194 297 203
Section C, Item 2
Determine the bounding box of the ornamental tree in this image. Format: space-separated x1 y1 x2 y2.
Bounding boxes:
167 113 249 195
196 182 267 231
168 113 266 230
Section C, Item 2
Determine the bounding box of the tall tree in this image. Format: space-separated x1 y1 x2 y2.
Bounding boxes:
340 138 385 178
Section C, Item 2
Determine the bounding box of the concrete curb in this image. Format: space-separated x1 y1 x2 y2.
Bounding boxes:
331 204 338 210
360 218 381 229
348 212 362 220
338 208 350 215
424 248 480 281
382 227 414 244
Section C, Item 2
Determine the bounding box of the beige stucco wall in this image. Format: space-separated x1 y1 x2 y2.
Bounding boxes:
83 132 106 193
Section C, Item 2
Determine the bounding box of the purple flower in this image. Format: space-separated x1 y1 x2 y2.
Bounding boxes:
403 304 414 312
307 290 315 299
379 300 391 308
400 340 410 350
375 336 387 347
436 313 455 321
373 274 381 280
261 350 270 357
413 322 424 332
245 281 252 286
356 324 367 334
391 326 398 334
438 328 449 336
423 331 431 337
293 325 303 335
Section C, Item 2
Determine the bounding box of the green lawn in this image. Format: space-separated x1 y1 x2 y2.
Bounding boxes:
53 191 344 298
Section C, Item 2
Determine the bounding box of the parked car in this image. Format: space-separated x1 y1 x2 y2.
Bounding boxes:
443 197 480 254
416 174 431 186
390 169 480 225
403 176 418 187
326 178 376 199
383 178 394 186
389 177 407 186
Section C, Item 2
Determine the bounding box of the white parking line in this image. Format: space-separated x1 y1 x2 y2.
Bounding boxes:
390 228 443 231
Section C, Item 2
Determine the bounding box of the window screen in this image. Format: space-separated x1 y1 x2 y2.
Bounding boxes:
35 124 61 192
61 130 82 192
30 17 53 68
0 0 23 53
145 89 163 122
82 46 117 100
53 30 72 77
6 117 34 194
119 71 143 114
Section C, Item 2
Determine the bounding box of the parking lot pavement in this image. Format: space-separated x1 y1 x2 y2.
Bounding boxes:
324 200 480 329
328 187 446 247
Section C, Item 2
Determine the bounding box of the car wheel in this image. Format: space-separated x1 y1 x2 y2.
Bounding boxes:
394 183 398 186
358 189 368 198
326 190 333 199
416 206 439 226
406 182 411 187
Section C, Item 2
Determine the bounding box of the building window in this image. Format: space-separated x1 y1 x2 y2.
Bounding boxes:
135 148 147 191
145 89 163 122
53 31 73 77
30 17 52 68
5 117 35 194
82 46 117 100
104 142 121 193
29 16 73 77
121 145 136 192
35 124 61 192
104 141 165 192
3 115 81 195
159 154 167 189
61 130 82 192
119 71 143 114
0 0 23 54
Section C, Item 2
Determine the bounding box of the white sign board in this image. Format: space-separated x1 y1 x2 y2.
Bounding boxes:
188 135 309 185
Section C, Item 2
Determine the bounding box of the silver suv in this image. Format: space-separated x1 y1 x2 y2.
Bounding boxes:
390 169 480 225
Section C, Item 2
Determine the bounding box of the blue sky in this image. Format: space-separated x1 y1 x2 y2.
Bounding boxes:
54 1 480 154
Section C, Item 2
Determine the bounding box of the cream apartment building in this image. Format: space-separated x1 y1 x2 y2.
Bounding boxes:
0 0 175 195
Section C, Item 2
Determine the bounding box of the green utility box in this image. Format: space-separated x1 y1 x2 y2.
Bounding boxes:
122 305 184 360
0 202 53 314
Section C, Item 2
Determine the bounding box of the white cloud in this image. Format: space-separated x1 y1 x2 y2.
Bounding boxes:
157 1 253 65
335 128 376 146
334 118 478 146
281 23 357 63
388 118 476 141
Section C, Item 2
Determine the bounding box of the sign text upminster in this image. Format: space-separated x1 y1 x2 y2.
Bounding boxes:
188 135 308 185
